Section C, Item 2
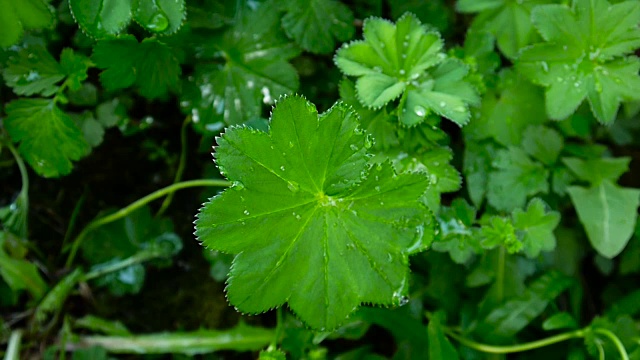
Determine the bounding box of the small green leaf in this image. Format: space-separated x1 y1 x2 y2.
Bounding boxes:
92 36 181 99
59 48 92 92
466 69 546 147
0 0 53 48
0 234 48 299
457 0 552 59
4 99 90 178
518 0 640 123
477 271 573 340
259 348 287 360
75 315 132 336
132 0 186 35
521 125 563 165
567 181 640 258
562 156 631 186
463 140 499 207
542 312 578 331
512 198 560 258
487 147 549 212
339 78 398 150
427 313 460 360
479 216 521 253
281 0 354 54
69 0 132 38
2 45 65 96
195 96 432 330
334 13 478 126
433 198 481 264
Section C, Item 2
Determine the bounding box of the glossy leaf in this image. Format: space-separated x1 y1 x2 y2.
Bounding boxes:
562 156 631 186
4 99 90 178
69 0 132 38
518 0 640 123
281 0 354 54
182 1 299 126
334 13 478 126
567 181 640 258
132 0 186 35
92 36 180 99
0 0 53 47
195 96 432 330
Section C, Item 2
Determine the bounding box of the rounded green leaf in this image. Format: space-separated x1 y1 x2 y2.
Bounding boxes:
195 96 433 330
69 0 132 38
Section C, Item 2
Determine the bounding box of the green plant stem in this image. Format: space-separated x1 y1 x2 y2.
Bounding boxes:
4 330 22 360
6 141 29 211
270 307 284 349
156 117 191 217
61 191 87 252
64 179 230 268
83 249 166 281
444 328 586 354
593 328 629 360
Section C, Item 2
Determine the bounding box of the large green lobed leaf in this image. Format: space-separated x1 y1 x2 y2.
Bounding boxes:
195 96 432 330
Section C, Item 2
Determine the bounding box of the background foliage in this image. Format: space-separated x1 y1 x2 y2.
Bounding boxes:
1 0 640 359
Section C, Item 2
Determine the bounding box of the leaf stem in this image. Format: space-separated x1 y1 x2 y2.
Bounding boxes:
4 330 23 360
592 328 629 360
82 249 167 281
271 307 284 349
444 328 585 354
64 179 230 268
156 116 191 217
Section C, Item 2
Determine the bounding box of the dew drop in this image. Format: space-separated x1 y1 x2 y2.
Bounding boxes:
261 86 272 104
232 181 245 190
413 105 426 117
147 12 169 32
439 101 446 108
399 69 405 75
364 135 373 149
387 253 393 262
403 41 409 47
349 144 359 151
247 80 254 88
280 165 286 171
287 181 299 193
540 61 549 72
289 141 294 148
429 173 438 184
374 186 381 192
373 66 382 73
243 210 250 215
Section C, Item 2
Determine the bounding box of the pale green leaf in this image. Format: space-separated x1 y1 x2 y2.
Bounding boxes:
2 45 64 96
518 0 640 123
487 147 549 212
4 99 90 178
521 125 563 165
195 96 432 330
567 181 640 258
0 0 53 47
463 140 499 207
479 216 521 253
69 0 132 38
282 0 354 54
335 13 477 126
458 0 552 59
433 198 481 264
512 198 560 258
562 156 630 186
339 78 398 150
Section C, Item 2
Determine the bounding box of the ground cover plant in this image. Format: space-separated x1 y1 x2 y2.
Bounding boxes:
1 0 640 358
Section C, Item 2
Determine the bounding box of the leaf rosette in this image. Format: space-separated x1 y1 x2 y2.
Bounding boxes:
334 13 479 127
195 95 433 330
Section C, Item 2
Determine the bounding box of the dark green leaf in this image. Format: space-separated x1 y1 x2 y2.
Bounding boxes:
281 0 354 54
542 312 578 331
427 313 459 360
2 45 64 96
69 0 132 38
512 198 560 258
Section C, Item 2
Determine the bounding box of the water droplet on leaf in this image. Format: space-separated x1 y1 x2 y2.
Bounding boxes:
147 12 169 32
287 181 299 193
243 210 250 215
413 105 426 117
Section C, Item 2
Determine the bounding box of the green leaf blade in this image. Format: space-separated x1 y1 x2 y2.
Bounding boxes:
567 181 640 258
195 96 431 330
69 0 132 38
4 99 90 177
